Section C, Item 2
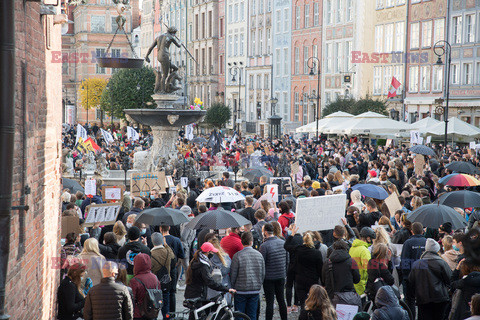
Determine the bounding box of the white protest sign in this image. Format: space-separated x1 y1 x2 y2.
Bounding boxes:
266 184 279 202
181 177 188 188
295 194 347 233
336 304 358 320
103 187 122 200
426 136 432 144
166 176 175 188
84 203 121 227
470 142 476 149
410 130 420 145
85 179 96 196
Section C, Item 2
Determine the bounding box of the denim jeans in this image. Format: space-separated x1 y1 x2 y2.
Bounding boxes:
263 279 288 320
161 290 170 319
234 294 260 320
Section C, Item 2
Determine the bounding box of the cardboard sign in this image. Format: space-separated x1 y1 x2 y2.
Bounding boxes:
61 216 80 238
85 179 96 196
246 145 255 155
410 130 420 145
166 175 175 188
336 304 358 320
269 177 292 196
181 177 188 188
130 171 167 196
291 161 300 175
83 203 121 227
386 139 393 147
470 141 476 149
384 192 402 215
102 185 125 202
414 154 425 176
266 184 279 202
295 194 347 233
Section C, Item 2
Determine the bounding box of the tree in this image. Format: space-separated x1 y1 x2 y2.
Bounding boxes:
100 67 155 120
322 96 388 117
204 102 232 129
80 77 108 125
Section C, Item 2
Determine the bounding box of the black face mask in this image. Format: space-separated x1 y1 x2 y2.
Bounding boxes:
208 253 214 259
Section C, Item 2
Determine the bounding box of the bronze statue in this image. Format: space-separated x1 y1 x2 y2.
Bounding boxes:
145 27 182 94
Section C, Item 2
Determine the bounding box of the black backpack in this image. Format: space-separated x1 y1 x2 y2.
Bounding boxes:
133 277 163 318
251 228 262 250
151 252 172 292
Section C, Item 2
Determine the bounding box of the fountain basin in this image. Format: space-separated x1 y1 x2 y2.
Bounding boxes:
124 108 206 127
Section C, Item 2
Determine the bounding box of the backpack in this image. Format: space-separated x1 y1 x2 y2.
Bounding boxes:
133 277 163 318
251 228 262 250
151 252 172 292
282 216 295 237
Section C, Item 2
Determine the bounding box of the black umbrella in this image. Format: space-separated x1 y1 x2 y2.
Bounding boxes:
135 207 190 226
185 209 250 230
407 204 467 229
242 167 273 182
191 137 208 145
62 178 84 193
409 145 436 157
436 190 480 209
446 161 480 175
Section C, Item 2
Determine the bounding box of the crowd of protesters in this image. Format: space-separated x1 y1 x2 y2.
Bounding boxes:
58 122 480 320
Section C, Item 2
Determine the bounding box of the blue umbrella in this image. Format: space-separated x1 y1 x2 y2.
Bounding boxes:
352 184 389 200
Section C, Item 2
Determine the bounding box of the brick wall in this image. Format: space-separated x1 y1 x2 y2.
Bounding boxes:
6 2 63 319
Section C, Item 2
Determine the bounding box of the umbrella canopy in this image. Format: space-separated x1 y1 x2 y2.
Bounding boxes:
296 111 354 133
410 117 442 133
185 209 251 230
409 145 436 156
436 190 480 209
191 137 208 145
196 186 246 203
252 193 274 210
407 204 467 229
135 207 190 226
425 117 480 138
242 167 273 182
439 173 480 187
330 111 411 136
352 183 389 200
62 178 84 194
446 161 480 175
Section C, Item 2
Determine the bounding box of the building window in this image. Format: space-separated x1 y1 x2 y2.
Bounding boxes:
111 16 118 33
234 34 238 56
375 25 384 52
464 63 472 84
408 66 418 92
249 75 254 89
257 75 262 89
304 4 310 28
325 43 332 73
410 22 419 49
228 35 232 57
259 0 264 14
336 0 343 23
275 48 281 75
294 92 299 122
265 74 270 89
62 62 69 74
422 20 432 48
276 10 282 33
326 0 333 25
283 92 288 119
376 0 383 10
251 30 256 56
234 4 239 22
452 16 462 44
394 64 403 94
252 0 256 15
451 64 459 84
96 49 106 74
266 29 271 54
383 66 392 95
294 47 300 74
395 21 405 51
303 46 309 74
240 34 245 55
219 55 224 74
284 8 290 31
240 2 245 20
259 29 263 55
346 0 353 22
386 0 394 7
396 0 405 4
374 66 382 95
345 41 351 71
431 65 443 92
385 23 394 52
312 44 318 58
420 65 431 92
477 62 480 85
283 47 289 76
295 6 301 29
302 95 308 125
433 18 444 44
91 15 105 33
208 11 213 37
334 42 342 73
267 0 272 12
314 3 320 26
465 14 475 43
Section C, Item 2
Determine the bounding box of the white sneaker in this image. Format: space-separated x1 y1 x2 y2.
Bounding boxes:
177 284 186 290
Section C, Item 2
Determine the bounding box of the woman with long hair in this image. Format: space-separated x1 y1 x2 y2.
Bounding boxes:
77 238 106 286
298 285 337 320
271 221 284 239
411 196 423 211
207 237 232 301
57 263 86 320
113 220 127 246
365 243 395 303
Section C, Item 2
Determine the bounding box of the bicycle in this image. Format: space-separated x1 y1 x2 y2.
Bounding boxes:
180 293 250 320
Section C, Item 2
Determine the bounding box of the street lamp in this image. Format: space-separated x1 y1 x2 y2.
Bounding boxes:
308 56 321 142
268 97 279 141
228 62 243 133
434 40 451 150
81 80 89 125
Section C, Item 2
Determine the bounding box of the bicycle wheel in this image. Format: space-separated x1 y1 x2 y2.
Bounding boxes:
220 311 250 320
399 299 413 320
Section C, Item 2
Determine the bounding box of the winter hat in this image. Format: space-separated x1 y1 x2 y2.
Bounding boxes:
439 222 452 234
353 312 370 320
312 181 321 190
425 238 441 253
127 226 141 240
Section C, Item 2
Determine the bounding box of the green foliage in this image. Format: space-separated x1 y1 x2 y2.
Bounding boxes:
204 102 232 128
323 96 388 117
100 67 156 120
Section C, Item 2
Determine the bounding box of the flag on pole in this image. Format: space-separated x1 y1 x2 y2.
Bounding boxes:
76 124 88 144
85 138 101 152
101 128 115 145
388 77 401 98
229 132 237 150
127 126 140 141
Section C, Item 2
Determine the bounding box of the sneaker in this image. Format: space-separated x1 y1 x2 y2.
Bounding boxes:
177 284 186 290
291 305 299 313
287 307 292 314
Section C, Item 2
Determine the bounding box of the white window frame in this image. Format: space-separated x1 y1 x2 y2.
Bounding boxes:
451 64 460 85
394 64 403 95
408 66 419 93
373 66 382 95
384 65 392 95
275 48 281 75
284 8 290 32
295 6 301 29
326 0 333 25
410 22 420 49
433 18 445 44
432 65 443 92
452 16 462 44
283 47 289 76
376 0 383 10
294 47 300 74
375 25 384 52
91 15 105 33
334 42 342 73
305 4 310 28
420 65 431 92
464 63 472 85
251 30 256 56
314 3 320 26
422 20 432 48
385 23 394 52
465 14 476 43
336 0 343 23
395 21 405 51
276 10 282 34
303 46 309 74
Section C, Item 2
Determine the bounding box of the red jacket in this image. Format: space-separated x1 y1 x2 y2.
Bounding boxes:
220 232 243 259
278 213 295 235
129 253 161 318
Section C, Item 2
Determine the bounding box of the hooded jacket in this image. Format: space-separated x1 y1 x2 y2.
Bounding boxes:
349 239 371 295
449 271 480 320
442 249 460 271
365 257 395 301
184 252 229 300
117 240 151 275
129 253 161 319
322 249 360 299
371 286 409 320
294 245 323 287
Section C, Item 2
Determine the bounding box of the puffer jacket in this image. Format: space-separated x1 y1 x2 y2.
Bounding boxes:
231 247 265 293
259 236 287 280
322 248 360 299
83 277 133 320
371 286 409 320
449 271 480 320
184 252 229 300
349 239 371 295
408 251 452 305
129 253 161 319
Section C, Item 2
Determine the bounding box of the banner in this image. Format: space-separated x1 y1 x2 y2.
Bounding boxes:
84 203 121 227
130 172 167 196
295 194 347 233
101 128 115 145
76 124 88 144
186 124 194 140
127 126 140 141
229 132 237 149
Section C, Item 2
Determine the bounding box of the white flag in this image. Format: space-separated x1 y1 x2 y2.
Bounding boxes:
127 126 140 141
186 124 194 140
229 133 237 149
101 128 115 145
76 124 88 144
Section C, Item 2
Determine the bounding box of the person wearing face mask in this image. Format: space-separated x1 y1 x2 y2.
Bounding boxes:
134 221 153 249
220 226 244 259
349 227 376 296
117 226 151 277
57 263 87 320
122 198 145 226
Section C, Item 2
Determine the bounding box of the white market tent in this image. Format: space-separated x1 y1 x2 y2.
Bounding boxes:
410 117 442 133
424 117 480 138
327 111 411 136
296 111 354 133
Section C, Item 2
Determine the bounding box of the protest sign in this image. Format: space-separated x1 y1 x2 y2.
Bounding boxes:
61 216 80 238
291 161 300 175
426 136 432 144
470 142 476 149
295 194 347 233
130 171 167 196
336 304 358 320
166 176 175 188
84 179 96 196
83 203 121 227
410 130 420 145
246 145 254 155
414 154 425 176
102 186 125 202
384 192 402 215
181 177 188 188
269 177 292 196
386 139 393 147
266 184 279 202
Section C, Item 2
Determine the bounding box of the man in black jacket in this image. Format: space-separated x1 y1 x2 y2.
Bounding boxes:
99 232 121 260
239 196 257 225
117 227 151 275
